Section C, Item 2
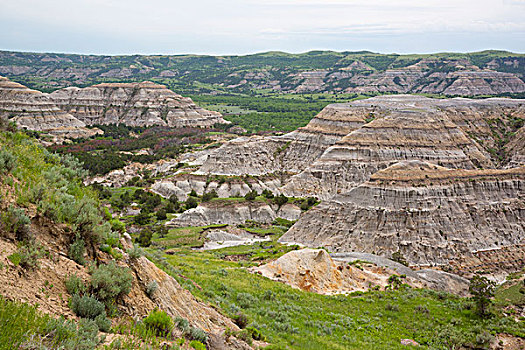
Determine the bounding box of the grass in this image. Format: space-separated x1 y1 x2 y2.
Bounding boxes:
146 236 525 350
155 224 227 248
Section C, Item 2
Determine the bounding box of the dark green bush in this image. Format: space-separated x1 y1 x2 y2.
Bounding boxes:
155 209 167 221
234 312 249 328
90 262 133 305
244 191 258 201
185 196 199 210
262 189 274 199
143 309 173 336
274 194 288 207
68 239 86 265
189 189 198 198
137 228 153 247
202 190 218 202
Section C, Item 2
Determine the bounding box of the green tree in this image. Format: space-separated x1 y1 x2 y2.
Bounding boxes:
469 274 496 317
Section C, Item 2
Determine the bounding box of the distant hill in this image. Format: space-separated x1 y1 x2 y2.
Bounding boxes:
0 50 524 96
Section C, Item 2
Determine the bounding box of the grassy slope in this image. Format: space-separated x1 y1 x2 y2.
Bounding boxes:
149 233 525 350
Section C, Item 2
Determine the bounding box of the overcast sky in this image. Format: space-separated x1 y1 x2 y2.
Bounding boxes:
1 0 524 55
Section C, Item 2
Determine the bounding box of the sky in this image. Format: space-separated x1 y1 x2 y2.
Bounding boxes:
0 0 524 55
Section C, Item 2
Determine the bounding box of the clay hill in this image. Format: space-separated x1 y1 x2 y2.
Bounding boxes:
1 50 525 96
282 95 525 199
49 81 229 128
0 75 98 141
279 161 525 268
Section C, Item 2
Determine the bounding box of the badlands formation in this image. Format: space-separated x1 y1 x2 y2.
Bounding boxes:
49 81 229 128
0 76 98 140
188 95 525 270
0 77 228 142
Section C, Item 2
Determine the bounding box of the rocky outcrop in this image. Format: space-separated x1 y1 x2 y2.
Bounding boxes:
282 95 525 199
152 174 282 201
168 201 301 227
280 161 525 266
49 81 229 128
251 248 469 295
0 76 99 141
196 104 367 176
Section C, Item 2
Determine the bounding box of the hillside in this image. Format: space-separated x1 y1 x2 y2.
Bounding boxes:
1 50 524 96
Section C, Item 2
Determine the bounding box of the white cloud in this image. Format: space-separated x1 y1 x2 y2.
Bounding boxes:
0 0 523 54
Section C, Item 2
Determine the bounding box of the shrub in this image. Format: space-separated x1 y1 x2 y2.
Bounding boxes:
13 241 45 270
262 189 274 199
189 189 198 198
65 275 87 296
202 190 218 202
246 326 265 341
133 212 150 226
2 206 31 242
244 191 258 201
0 149 16 174
391 251 408 266
174 316 190 333
136 228 153 247
274 194 288 207
236 292 257 309
70 294 105 320
127 244 144 260
68 239 86 265
188 326 208 343
155 209 167 221
110 219 126 233
146 281 158 298
143 309 173 336
300 200 310 211
189 340 206 350
234 312 249 328
90 262 133 305
185 196 199 210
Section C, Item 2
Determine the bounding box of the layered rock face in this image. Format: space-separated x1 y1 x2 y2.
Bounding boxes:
282 95 524 199
197 104 367 176
0 76 98 140
49 81 229 128
168 201 301 227
280 161 525 266
151 174 282 201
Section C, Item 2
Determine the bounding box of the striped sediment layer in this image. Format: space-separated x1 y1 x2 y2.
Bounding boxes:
280 160 525 266
197 104 369 176
281 95 525 199
49 81 229 128
0 76 98 140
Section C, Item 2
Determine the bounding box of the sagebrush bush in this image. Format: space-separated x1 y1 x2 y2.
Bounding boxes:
90 261 133 305
188 326 208 343
127 244 144 260
70 294 106 320
110 219 126 233
65 275 87 296
143 309 173 336
0 149 16 174
2 206 31 242
68 239 86 265
146 281 158 298
10 241 45 270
